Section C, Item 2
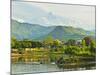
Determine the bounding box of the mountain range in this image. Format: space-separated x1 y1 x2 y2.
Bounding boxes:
11 19 95 41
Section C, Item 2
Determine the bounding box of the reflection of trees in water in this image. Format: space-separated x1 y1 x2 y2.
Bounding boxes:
14 54 50 64
11 36 96 70
56 56 96 70
18 57 25 62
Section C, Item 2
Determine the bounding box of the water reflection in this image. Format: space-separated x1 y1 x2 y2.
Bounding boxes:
11 49 96 74
11 54 50 64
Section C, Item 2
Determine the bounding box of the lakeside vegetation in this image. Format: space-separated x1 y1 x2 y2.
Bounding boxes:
11 36 96 69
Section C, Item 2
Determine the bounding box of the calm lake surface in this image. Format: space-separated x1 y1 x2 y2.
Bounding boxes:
11 63 95 74
11 64 63 74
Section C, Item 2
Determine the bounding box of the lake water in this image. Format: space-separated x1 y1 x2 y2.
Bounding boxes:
11 64 64 74
11 62 95 74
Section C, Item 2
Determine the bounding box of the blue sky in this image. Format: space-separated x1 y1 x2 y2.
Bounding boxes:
12 1 95 30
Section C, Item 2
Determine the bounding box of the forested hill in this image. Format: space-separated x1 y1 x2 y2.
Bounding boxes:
11 19 95 41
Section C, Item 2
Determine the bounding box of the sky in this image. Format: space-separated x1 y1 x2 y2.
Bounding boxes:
12 1 95 30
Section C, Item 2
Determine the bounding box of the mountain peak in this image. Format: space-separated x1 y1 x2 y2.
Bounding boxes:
12 19 95 41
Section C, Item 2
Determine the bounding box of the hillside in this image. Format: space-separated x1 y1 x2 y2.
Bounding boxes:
11 19 95 41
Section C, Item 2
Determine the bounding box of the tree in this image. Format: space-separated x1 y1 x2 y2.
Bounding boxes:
32 41 42 48
82 39 86 47
11 37 17 48
81 40 86 55
52 39 62 48
43 36 54 48
90 40 96 53
67 39 76 46
11 37 21 49
83 36 92 46
64 46 75 55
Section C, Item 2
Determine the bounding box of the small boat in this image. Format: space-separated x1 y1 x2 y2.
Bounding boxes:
32 62 40 64
51 62 56 64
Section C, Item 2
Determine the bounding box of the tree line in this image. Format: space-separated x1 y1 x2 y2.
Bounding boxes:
11 36 96 56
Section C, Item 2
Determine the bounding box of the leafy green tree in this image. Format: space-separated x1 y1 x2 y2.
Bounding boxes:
11 37 21 49
82 39 86 47
83 36 92 46
67 39 76 46
11 37 17 48
43 36 54 48
52 39 62 49
90 40 96 53
32 41 42 48
64 46 75 55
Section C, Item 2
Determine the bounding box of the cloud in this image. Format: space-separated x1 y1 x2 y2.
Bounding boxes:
12 1 95 30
